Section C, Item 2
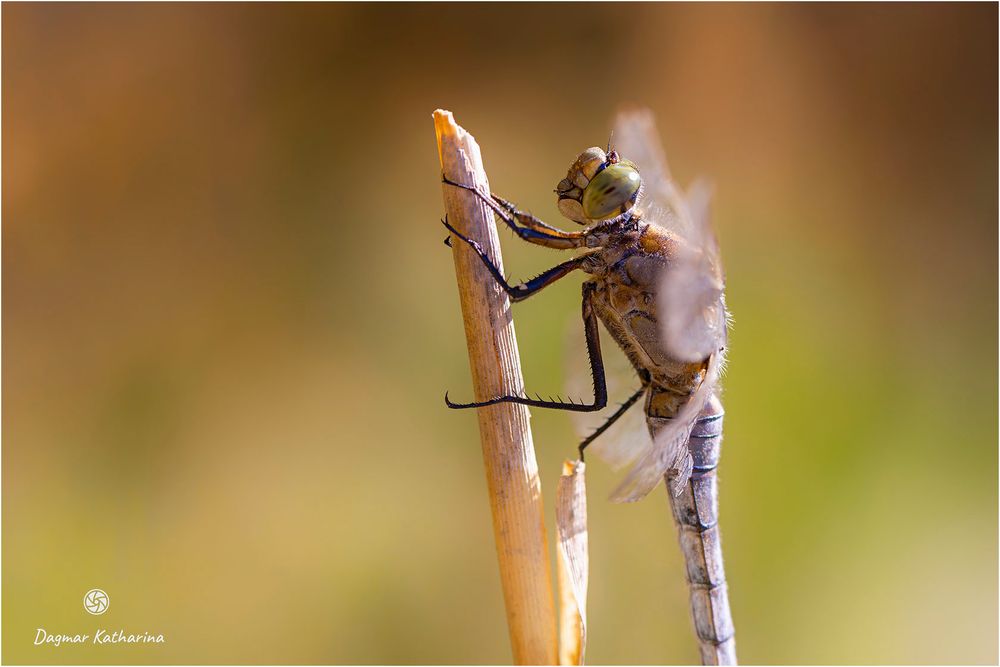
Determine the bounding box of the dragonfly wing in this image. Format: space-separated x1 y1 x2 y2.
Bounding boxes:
613 109 679 218
613 107 696 240
564 315 652 470
659 180 728 362
614 108 728 364
608 348 722 503
609 108 730 501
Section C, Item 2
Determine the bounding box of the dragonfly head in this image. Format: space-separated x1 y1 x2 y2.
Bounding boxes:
555 147 643 225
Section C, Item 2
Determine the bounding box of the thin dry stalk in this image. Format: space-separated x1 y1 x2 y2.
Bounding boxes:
556 460 589 666
434 109 558 665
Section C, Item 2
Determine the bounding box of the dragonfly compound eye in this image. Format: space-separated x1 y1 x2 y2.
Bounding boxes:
582 163 642 221
556 147 608 224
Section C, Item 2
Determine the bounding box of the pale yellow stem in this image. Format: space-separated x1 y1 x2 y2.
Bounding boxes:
434 109 558 665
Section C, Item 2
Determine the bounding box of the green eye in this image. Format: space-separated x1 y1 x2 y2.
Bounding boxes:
582 163 641 220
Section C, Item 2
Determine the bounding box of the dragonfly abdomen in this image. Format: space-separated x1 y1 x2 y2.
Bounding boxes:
653 393 737 665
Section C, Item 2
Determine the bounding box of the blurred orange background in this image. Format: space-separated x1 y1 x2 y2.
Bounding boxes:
4 3 997 664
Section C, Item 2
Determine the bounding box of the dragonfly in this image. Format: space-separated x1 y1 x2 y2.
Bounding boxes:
442 109 735 665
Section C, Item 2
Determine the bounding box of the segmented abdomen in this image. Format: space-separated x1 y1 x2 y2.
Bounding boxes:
648 392 736 665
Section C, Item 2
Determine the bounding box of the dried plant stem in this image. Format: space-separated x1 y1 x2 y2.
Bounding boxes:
556 460 589 666
434 109 558 665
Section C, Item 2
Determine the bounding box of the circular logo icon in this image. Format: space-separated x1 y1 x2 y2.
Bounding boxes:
83 589 109 615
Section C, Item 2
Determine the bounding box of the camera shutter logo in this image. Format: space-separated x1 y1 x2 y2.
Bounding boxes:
83 589 109 615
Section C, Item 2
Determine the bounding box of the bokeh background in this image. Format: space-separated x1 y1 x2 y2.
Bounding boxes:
4 3 997 665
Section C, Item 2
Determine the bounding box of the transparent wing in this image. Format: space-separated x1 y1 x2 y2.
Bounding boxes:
613 107 690 239
603 108 730 502
608 337 725 503
661 180 728 362
614 107 728 362
564 316 651 471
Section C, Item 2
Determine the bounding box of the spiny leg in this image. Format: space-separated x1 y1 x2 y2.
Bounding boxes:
442 175 587 249
489 192 575 235
446 282 608 412
577 380 649 461
444 175 568 235
442 217 590 302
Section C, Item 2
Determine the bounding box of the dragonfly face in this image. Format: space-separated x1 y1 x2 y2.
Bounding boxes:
556 147 643 225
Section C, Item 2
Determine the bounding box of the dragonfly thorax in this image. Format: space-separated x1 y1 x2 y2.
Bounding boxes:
556 146 643 225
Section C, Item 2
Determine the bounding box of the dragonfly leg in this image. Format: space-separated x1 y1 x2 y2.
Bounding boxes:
442 217 589 302
489 192 575 235
577 375 650 461
445 282 608 412
442 175 587 249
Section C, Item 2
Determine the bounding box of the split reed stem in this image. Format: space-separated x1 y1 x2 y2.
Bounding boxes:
434 109 558 665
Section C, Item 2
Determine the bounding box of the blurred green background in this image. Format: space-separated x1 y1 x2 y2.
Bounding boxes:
4 3 997 665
